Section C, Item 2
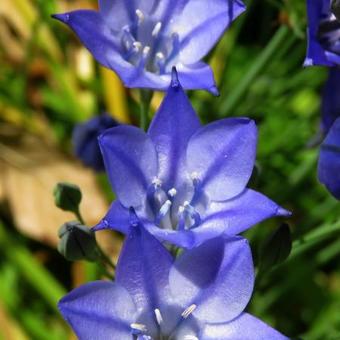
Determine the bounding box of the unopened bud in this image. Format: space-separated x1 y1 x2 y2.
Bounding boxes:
259 223 292 272
53 182 82 213
58 221 98 261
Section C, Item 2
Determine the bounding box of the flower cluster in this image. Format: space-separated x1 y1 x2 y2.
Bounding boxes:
54 0 291 338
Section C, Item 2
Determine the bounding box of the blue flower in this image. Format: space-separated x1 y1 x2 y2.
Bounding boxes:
72 114 118 171
305 0 340 66
52 0 246 94
93 70 290 248
321 68 340 133
318 117 340 199
59 213 288 339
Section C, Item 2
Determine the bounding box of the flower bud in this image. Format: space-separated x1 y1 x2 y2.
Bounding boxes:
259 223 292 272
58 221 98 261
53 182 82 213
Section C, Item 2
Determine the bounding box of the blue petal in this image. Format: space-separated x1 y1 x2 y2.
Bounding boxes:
321 68 340 134
116 222 174 313
52 10 166 89
187 118 257 201
169 237 254 323
98 125 158 208
175 0 246 64
58 281 136 340
93 200 130 233
199 189 291 238
304 0 335 66
201 313 288 340
318 117 340 199
148 69 200 190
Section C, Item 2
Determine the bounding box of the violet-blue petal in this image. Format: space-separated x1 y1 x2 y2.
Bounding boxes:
187 118 257 201
116 223 174 313
169 237 254 323
92 201 130 233
201 313 288 340
321 68 340 133
58 281 136 340
176 62 219 95
318 117 340 199
174 0 246 64
52 10 145 85
148 69 200 189
98 125 158 208
199 189 291 237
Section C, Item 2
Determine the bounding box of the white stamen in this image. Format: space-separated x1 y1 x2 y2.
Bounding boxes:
152 177 162 187
178 205 185 214
183 201 190 207
143 45 151 57
152 22 162 37
156 52 165 60
132 41 142 52
154 308 163 325
168 188 177 197
130 323 147 332
181 304 197 319
135 9 145 24
190 172 200 181
184 336 199 340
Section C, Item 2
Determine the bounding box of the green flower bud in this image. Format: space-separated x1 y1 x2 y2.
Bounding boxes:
259 223 292 272
53 182 82 213
58 221 99 262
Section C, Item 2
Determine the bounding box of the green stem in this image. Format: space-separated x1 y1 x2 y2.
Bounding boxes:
139 90 153 131
74 209 85 225
218 25 290 117
0 221 66 312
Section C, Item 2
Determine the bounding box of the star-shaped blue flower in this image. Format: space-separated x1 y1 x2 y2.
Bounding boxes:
52 0 246 94
305 0 340 66
94 70 290 248
59 213 288 339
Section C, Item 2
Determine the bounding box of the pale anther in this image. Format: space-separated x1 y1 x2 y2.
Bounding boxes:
131 323 147 332
178 205 185 214
181 304 197 319
184 336 199 340
135 9 145 24
168 188 177 197
183 201 190 207
152 178 162 187
152 22 162 37
156 52 165 60
143 46 151 56
133 41 142 51
190 172 200 181
154 308 163 325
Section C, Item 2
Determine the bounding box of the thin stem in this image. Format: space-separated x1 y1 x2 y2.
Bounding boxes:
74 209 85 225
139 89 153 131
218 25 290 117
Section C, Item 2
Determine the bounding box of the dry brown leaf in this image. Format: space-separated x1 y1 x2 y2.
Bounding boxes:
1 135 109 247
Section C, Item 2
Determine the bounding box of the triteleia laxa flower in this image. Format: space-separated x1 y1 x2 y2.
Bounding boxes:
321 68 340 134
73 113 118 172
318 116 340 199
52 0 246 94
93 69 290 248
59 212 288 339
305 0 340 66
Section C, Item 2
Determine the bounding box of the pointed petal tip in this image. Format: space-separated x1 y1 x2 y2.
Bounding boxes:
91 219 109 231
210 85 220 96
171 67 180 88
277 206 292 217
51 13 70 23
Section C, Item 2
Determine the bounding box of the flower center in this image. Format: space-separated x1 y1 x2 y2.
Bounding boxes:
147 173 205 231
130 305 199 340
317 13 340 55
120 9 180 74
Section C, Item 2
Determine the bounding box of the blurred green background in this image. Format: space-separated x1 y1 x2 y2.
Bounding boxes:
0 0 339 339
